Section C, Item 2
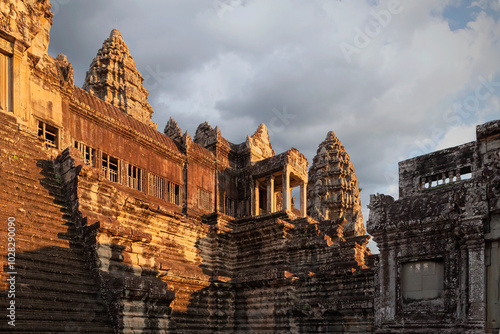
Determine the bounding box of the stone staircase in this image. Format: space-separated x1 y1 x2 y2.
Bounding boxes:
0 112 114 333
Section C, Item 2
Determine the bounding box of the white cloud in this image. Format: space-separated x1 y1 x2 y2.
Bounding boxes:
435 124 477 151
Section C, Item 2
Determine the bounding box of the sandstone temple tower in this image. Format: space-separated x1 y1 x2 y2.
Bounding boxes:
82 29 156 128
308 131 365 237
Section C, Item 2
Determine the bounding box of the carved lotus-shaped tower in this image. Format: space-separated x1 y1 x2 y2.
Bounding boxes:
308 131 365 236
83 29 156 128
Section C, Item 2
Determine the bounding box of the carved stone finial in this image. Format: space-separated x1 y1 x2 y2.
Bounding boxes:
194 122 215 147
164 117 183 143
308 131 365 237
246 123 275 160
183 130 192 144
56 54 67 62
82 29 157 128
110 29 122 38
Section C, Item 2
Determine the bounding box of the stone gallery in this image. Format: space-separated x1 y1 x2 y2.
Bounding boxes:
0 1 498 333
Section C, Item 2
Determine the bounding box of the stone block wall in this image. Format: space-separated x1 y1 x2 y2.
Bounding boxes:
368 120 500 334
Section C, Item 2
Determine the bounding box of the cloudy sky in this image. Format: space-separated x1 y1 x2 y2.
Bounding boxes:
47 0 500 250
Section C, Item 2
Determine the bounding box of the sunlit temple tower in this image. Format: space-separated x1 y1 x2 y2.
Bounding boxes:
308 131 365 237
83 29 156 128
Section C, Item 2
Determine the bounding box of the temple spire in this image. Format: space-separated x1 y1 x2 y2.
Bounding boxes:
83 29 156 128
308 131 365 236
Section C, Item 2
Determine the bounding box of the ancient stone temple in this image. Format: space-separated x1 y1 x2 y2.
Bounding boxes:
0 1 498 333
0 1 374 333
368 121 500 333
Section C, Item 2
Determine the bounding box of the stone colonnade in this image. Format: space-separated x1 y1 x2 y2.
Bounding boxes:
253 166 307 217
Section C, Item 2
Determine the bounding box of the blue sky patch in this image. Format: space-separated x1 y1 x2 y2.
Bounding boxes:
443 1 482 31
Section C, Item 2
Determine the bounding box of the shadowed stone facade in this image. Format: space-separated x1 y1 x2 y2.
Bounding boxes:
0 1 498 333
368 121 500 333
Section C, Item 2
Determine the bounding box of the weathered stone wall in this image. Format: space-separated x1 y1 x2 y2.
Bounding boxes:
368 120 500 334
0 112 114 333
56 147 211 332
55 151 375 333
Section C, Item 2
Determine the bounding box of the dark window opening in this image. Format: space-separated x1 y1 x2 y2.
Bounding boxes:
167 181 181 206
102 153 119 183
38 121 58 148
258 188 267 215
224 195 235 217
128 164 142 191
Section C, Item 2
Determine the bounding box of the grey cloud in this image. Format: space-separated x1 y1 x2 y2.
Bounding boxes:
47 0 500 214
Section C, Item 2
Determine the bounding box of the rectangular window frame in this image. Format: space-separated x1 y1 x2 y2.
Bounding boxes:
102 152 119 183
74 141 95 166
38 121 59 149
401 258 445 307
224 195 235 217
127 164 143 191
167 180 182 206
148 173 165 199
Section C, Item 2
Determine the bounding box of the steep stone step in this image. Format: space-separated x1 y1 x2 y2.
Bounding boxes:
0 115 114 333
0 190 68 217
13 279 105 301
31 210 74 226
0 173 66 198
0 138 50 160
0 170 66 200
0 212 75 239
0 215 76 250
2 234 82 254
1 256 93 279
0 199 67 221
10 271 102 294
11 309 112 324
0 251 93 278
9 293 107 309
0 245 88 266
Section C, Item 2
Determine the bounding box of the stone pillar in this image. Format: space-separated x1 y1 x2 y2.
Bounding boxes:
214 170 219 212
467 238 486 328
267 175 275 213
0 52 10 113
462 219 486 331
282 168 290 211
182 162 188 215
253 179 260 216
300 181 307 217
486 240 500 331
12 41 22 118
